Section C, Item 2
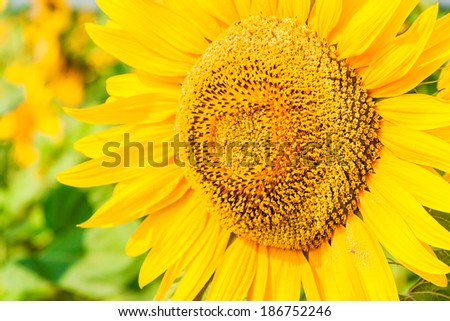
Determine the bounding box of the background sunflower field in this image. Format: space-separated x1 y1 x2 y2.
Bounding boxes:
0 0 450 301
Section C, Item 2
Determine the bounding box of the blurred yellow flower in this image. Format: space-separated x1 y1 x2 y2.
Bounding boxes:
0 0 7 12
59 0 450 300
0 0 90 166
0 64 60 166
63 10 117 71
25 0 84 105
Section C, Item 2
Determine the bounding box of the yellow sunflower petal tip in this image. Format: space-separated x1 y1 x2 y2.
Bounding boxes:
76 219 102 229
55 170 69 185
55 165 97 188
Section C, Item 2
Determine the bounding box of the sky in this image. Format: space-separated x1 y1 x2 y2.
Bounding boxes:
11 0 97 9
66 0 97 9
70 0 450 8
9 0 450 9
67 0 450 8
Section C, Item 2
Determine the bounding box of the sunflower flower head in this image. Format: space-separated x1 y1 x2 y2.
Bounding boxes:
178 15 381 251
59 0 450 301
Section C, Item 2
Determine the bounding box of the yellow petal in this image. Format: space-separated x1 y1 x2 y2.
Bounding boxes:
423 13 450 55
164 0 222 42
359 191 450 275
125 186 192 257
64 94 177 125
233 0 251 19
97 0 209 56
376 94 450 130
264 247 302 301
337 0 401 59
348 0 419 68
194 0 239 26
86 24 193 77
155 214 219 300
380 124 450 173
125 211 170 258
250 0 278 16
247 245 269 301
328 0 367 43
277 0 310 24
154 258 186 300
79 165 185 227
106 74 151 98
299 253 321 301
308 0 342 40
75 125 173 159
139 201 208 287
376 150 450 213
330 225 368 300
74 123 174 158
57 139 174 188
425 126 450 142
396 242 448 287
57 156 141 187
106 73 180 98
207 238 257 300
345 215 399 300
172 227 230 300
144 180 192 216
369 171 450 250
308 242 341 300
363 5 437 90
370 12 450 97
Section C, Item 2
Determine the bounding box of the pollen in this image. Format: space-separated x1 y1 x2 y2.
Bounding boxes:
176 16 381 251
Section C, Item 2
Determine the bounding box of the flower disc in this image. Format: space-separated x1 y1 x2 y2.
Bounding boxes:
178 16 382 251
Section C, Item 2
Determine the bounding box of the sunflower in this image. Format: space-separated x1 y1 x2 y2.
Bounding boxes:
58 0 450 300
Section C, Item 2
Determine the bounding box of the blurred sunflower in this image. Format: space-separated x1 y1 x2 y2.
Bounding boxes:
23 0 84 107
0 64 60 166
59 0 450 300
0 0 6 12
0 0 86 166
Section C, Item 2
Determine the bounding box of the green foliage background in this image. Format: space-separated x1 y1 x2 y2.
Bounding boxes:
0 1 449 301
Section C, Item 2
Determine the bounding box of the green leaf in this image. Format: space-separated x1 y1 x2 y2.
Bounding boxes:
57 222 142 299
3 165 44 215
112 281 161 300
0 260 55 300
19 229 86 282
0 78 24 115
403 276 450 301
58 252 140 299
429 210 450 232
43 184 92 233
16 185 92 282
